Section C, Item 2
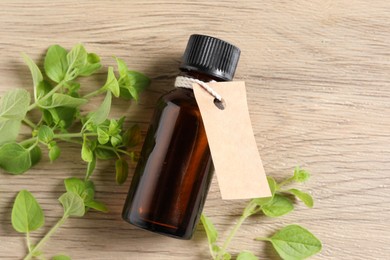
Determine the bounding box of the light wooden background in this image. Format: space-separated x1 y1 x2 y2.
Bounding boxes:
1 1 389 259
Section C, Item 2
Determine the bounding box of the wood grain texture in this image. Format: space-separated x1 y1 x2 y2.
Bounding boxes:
1 0 389 259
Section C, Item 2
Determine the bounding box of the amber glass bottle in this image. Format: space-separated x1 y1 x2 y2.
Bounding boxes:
122 34 240 239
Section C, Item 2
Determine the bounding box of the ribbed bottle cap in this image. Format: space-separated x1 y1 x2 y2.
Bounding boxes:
180 34 241 81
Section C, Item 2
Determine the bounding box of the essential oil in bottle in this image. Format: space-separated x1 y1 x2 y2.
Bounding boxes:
122 34 240 239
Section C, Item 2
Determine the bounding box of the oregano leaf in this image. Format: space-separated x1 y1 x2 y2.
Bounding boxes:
22 53 43 101
261 194 294 217
0 120 22 146
88 91 112 126
97 127 109 144
49 144 61 162
44 44 68 83
288 189 314 208
266 225 322 260
103 66 120 97
201 214 218 247
115 158 129 184
66 44 88 80
85 200 108 213
11 190 45 233
59 191 85 217
0 88 31 120
38 125 54 143
0 142 32 174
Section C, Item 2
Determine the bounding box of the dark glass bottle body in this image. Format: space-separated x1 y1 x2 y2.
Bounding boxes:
122 71 224 239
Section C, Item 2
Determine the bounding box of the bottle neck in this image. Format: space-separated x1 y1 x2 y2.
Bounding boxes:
179 69 230 82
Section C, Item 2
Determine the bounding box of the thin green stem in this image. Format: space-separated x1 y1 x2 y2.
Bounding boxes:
20 137 37 147
278 177 294 188
117 148 133 157
53 132 97 139
23 216 68 260
82 88 105 99
254 237 271 242
216 215 248 260
26 232 32 253
28 81 65 111
22 118 37 129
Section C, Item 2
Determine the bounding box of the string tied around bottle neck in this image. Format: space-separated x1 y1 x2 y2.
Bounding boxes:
174 76 222 102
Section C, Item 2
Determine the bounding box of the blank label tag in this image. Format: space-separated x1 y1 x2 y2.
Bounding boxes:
193 81 271 200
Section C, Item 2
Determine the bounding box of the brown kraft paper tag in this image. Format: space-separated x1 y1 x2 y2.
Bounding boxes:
193 81 271 200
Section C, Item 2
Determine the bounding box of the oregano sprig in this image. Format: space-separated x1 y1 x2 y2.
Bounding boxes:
0 43 150 183
3 43 150 259
12 178 106 260
201 167 322 260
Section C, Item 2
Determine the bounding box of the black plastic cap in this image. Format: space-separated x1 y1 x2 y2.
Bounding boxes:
180 34 241 81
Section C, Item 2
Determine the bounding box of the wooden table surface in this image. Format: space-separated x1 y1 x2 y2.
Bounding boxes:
1 1 389 259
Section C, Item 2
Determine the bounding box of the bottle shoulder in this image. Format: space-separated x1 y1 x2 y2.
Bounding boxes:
159 88 198 107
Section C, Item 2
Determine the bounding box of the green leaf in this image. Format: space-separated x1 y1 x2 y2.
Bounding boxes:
87 53 100 63
66 44 88 80
49 144 61 162
59 191 85 217
110 134 122 147
115 57 128 77
123 125 142 147
0 142 31 174
292 167 310 183
29 145 42 166
267 225 322 260
95 147 117 160
252 176 277 206
64 178 85 196
78 53 101 76
0 88 31 120
81 138 93 162
119 71 150 100
48 107 77 129
43 93 87 108
22 53 43 101
64 178 94 203
237 251 259 260
115 158 129 184
201 214 218 245
85 200 108 213
38 125 54 143
103 67 120 97
128 70 150 93
86 154 96 180
288 189 314 208
44 45 68 83
261 194 294 217
36 80 53 101
52 255 71 260
11 190 45 233
97 127 109 144
88 91 111 125
108 119 120 136
0 120 22 145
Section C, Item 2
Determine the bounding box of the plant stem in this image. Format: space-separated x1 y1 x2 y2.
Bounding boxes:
23 216 68 260
278 177 294 188
20 137 37 147
54 132 97 139
22 118 37 129
216 215 248 260
82 88 105 99
28 81 65 111
254 237 271 242
26 232 32 252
